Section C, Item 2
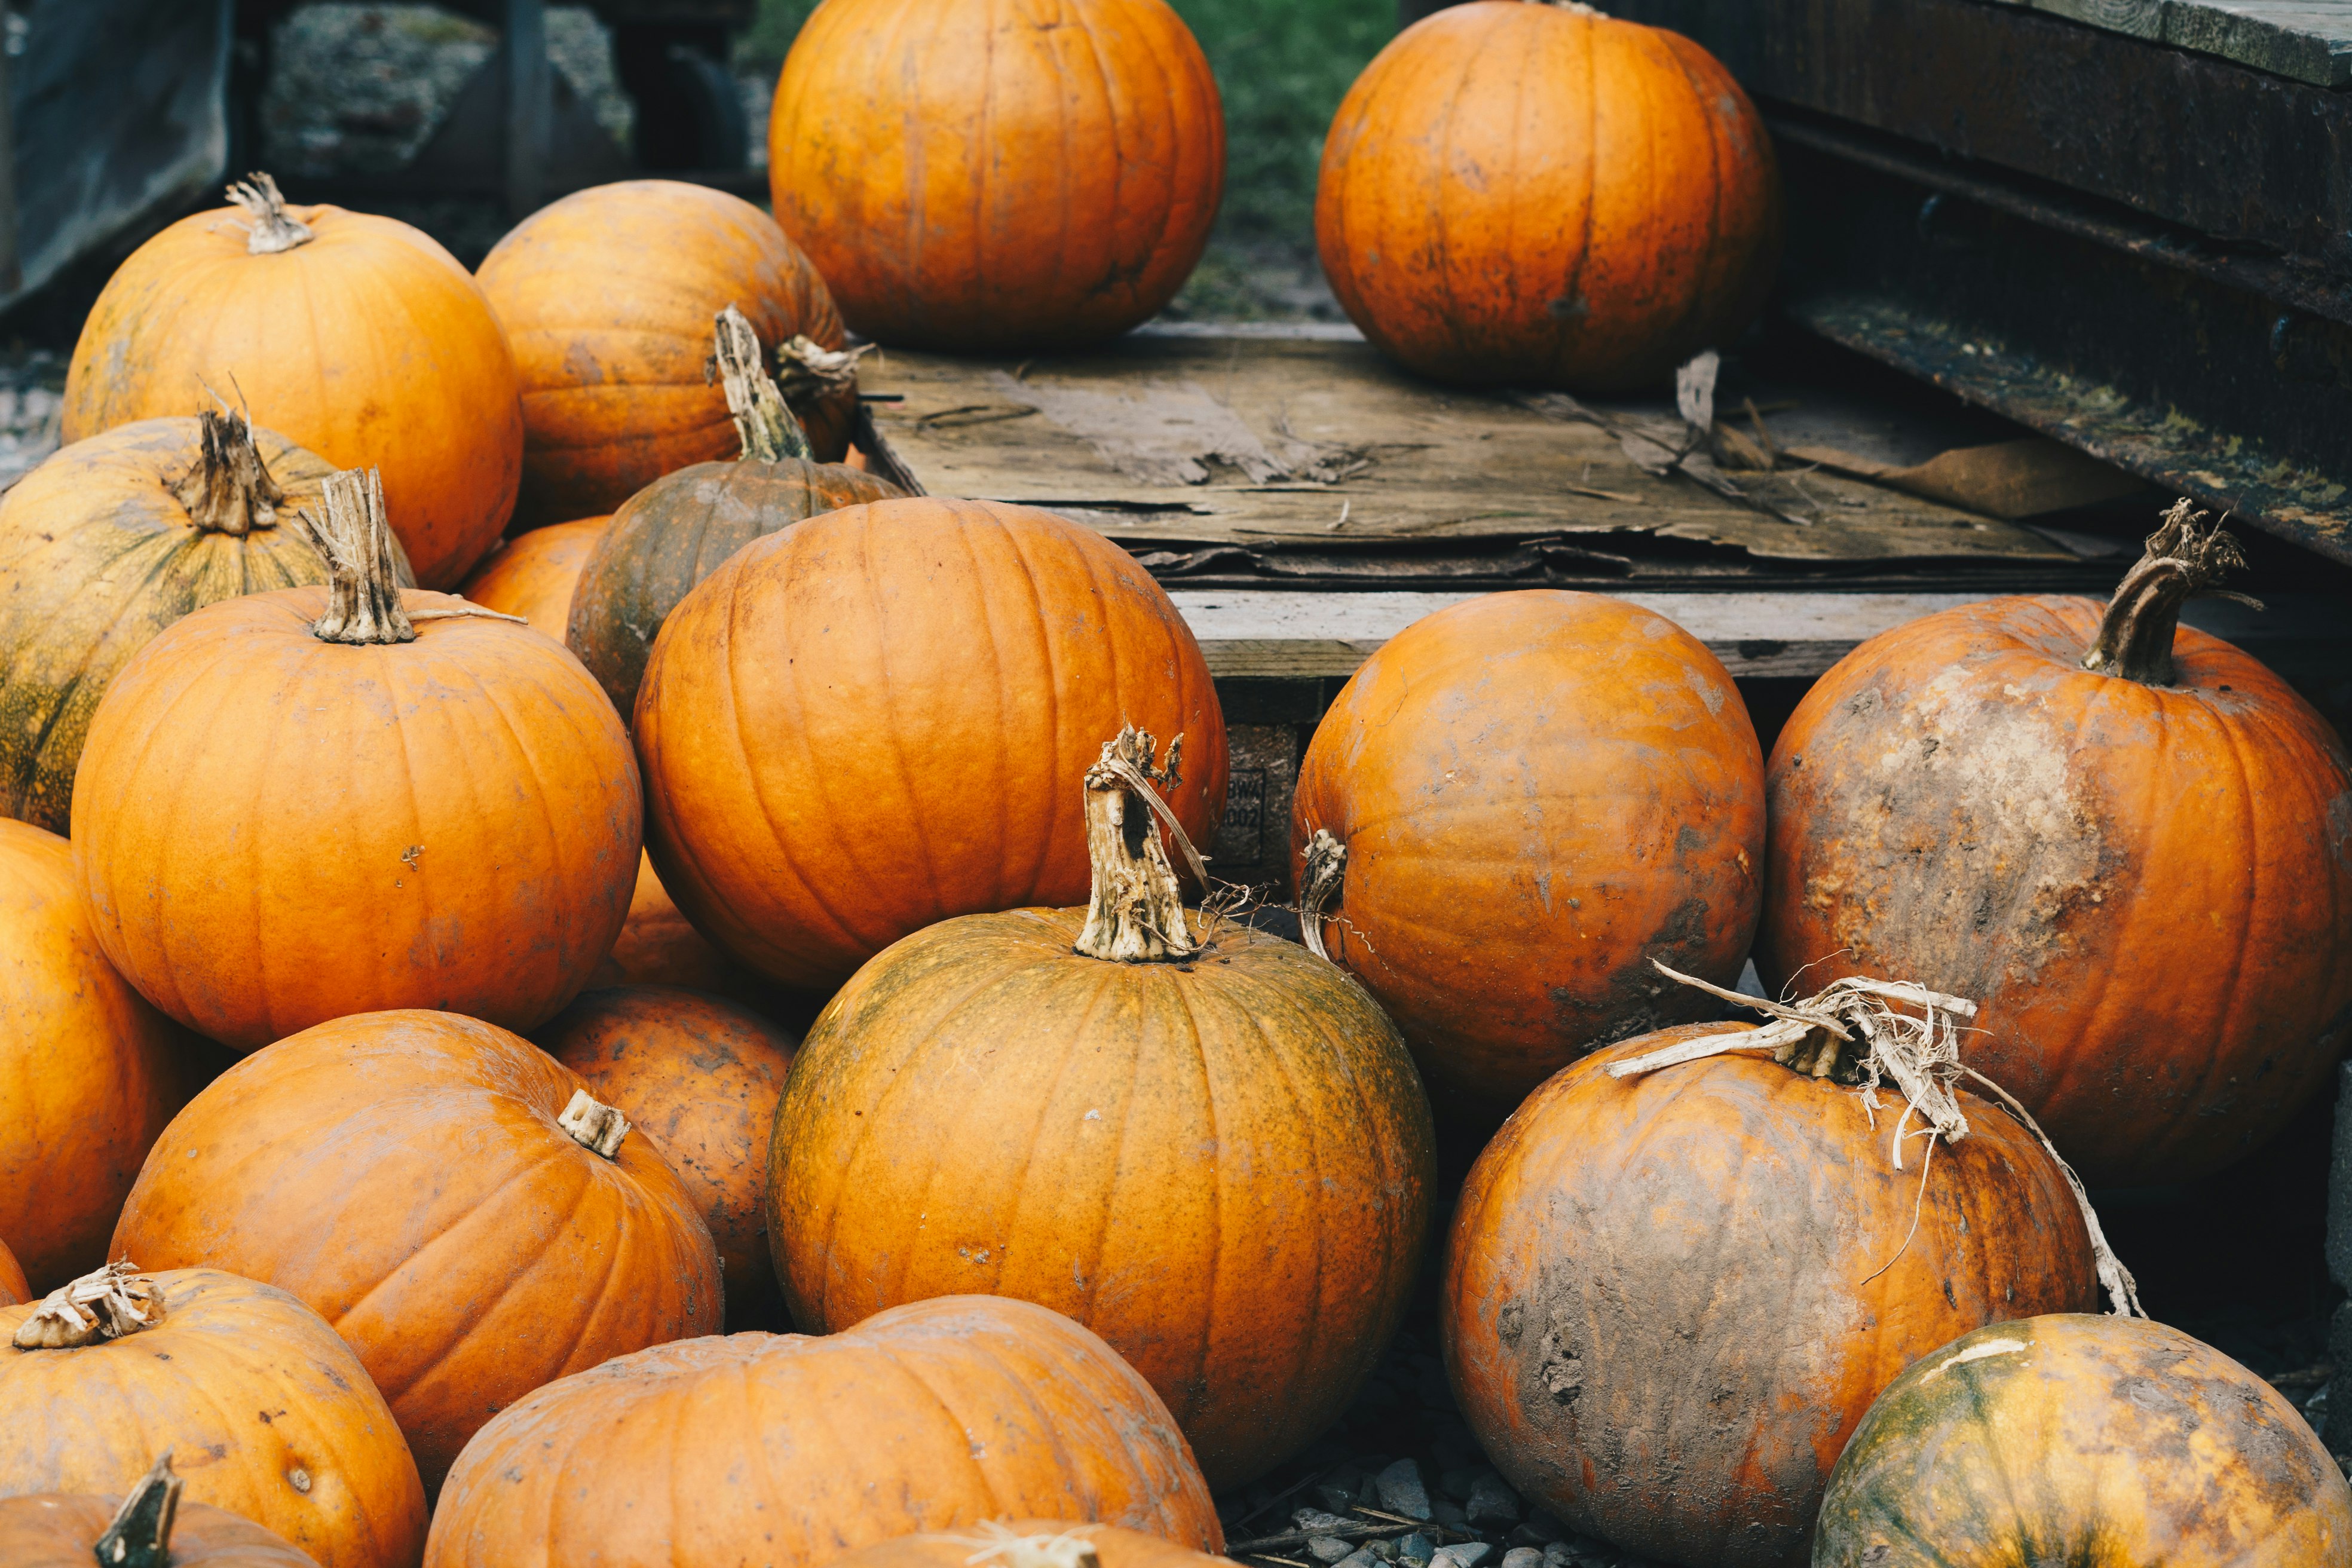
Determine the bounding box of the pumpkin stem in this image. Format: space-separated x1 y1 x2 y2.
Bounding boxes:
93 1450 182 1568
1075 727 1208 963
776 333 873 411
2081 498 2258 685
169 407 287 537
558 1088 630 1157
710 305 814 464
293 468 415 645
1297 829 1348 963
11 1261 166 1350
225 172 314 255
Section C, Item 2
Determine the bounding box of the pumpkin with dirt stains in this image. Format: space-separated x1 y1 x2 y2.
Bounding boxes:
1442 1023 2100 1568
477 181 859 526
0 1267 428 1568
1814 1314 2352 1566
421 1296 1223 1568
768 0 1224 350
0 1485 321 1568
1758 508 2352 1185
62 177 520 588
1292 590 1763 1121
453 514 606 639
1317 2 1780 390
827 1521 1239 1568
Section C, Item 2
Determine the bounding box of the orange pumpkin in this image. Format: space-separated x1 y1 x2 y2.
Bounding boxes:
636 497 1227 991
71 469 640 1052
1317 2 1780 390
1759 506 2352 1184
769 0 1225 350
423 1296 1221 1568
0 413 389 834
0 1265 428 1568
62 174 521 587
776 730 1435 1488
477 180 859 526
0 1238 24 1306
587 852 782 1013
829 1521 1236 1568
110 1009 721 1492
452 514 607 638
0 819 191 1290
535 985 799 1330
0 1454 320 1568
1815 1315 2352 1566
1291 590 1763 1120
1443 1024 2100 1568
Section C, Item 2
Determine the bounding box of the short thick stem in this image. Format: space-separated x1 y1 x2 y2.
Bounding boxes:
2081 498 2251 686
712 305 814 464
294 468 414 644
559 1089 630 1157
226 172 313 255
774 333 871 411
1074 727 1201 963
11 1262 165 1350
170 408 286 537
94 1451 182 1568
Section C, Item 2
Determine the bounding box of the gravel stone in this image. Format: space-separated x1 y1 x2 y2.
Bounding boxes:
1466 1474 1523 1526
1309 1539 1353 1563
1369 1541 1397 1563
1539 1546 1574 1568
1499 1551 1544 1568
1432 1546 1494 1568
1440 1469 1481 1503
1316 1478 1364 1515
1294 1513 1354 1536
1429 1499 1468 1529
1396 1534 1437 1566
1334 1552 1382 1568
1377 1459 1434 1521
1511 1514 1568 1547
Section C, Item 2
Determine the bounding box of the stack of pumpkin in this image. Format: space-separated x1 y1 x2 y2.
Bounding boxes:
0 2 2343 1567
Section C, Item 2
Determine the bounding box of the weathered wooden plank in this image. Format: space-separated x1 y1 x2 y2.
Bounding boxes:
1996 0 2352 87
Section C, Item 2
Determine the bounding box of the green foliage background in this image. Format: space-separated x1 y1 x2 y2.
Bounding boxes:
736 0 1395 246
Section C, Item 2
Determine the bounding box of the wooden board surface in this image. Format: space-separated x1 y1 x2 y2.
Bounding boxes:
860 333 2077 566
1993 0 2352 86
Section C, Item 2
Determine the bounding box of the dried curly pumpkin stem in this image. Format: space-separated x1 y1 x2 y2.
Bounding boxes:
170 407 286 537
94 1450 183 1568
1297 829 1348 962
940 1524 1104 1568
1075 726 1206 963
1615 962 2144 1317
775 333 873 407
710 305 814 464
558 1088 630 1157
12 1261 166 1350
2081 498 2261 685
226 172 313 255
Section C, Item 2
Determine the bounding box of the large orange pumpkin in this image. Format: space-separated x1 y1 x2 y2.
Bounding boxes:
0 1481 318 1568
477 180 859 526
637 497 1227 990
0 819 191 1290
71 469 640 1052
769 0 1225 350
62 175 521 587
829 1521 1236 1568
423 1296 1221 1568
109 1010 719 1492
586 852 780 1012
1317 1 1780 390
1291 590 1763 1120
1759 507 2352 1185
535 985 798 1330
0 1239 24 1306
1815 1314 2352 1566
776 731 1434 1487
0 413 394 834
1443 1024 2102 1568
453 514 606 638
0 1265 428 1568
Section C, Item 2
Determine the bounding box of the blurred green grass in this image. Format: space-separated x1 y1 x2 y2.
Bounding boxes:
738 0 1395 312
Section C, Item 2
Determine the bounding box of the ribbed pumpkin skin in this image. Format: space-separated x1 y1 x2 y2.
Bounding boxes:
0 418 362 833
536 985 798 1329
0 1493 321 1567
636 498 1227 990
477 181 856 526
422 1296 1223 1568
566 457 899 720
1317 3 1780 390
70 586 640 1052
453 514 606 638
587 852 777 1009
830 1521 1235 1568
1815 1315 2352 1566
62 203 520 587
777 914 1435 1489
1443 1025 2100 1568
1291 592 1763 1119
0 1238 25 1304
109 1011 721 1492
770 0 1224 350
0 1268 428 1568
1760 596 2352 1186
0 820 190 1290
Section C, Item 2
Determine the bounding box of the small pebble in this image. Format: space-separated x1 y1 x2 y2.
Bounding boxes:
1431 1546 1494 1568
1511 1513 1567 1547
1539 1545 1575 1568
1334 1553 1381 1568
1429 1499 1468 1529
1465 1474 1523 1526
1316 1476 1364 1515
1396 1533 1437 1566
1500 1551 1544 1568
1370 1541 1397 1563
1440 1468 1481 1503
1308 1539 1353 1563
1294 1513 1355 1536
1377 1458 1433 1521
